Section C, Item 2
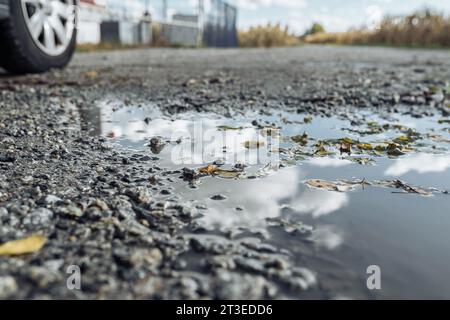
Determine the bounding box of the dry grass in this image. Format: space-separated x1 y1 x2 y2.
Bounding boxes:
238 24 300 48
304 10 450 48
76 42 147 52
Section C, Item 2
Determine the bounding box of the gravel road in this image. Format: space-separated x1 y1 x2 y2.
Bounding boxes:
0 45 449 299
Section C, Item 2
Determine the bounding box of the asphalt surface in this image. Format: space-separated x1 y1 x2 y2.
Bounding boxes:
0 45 449 299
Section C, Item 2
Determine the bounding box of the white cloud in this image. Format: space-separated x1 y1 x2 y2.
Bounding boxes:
365 5 384 29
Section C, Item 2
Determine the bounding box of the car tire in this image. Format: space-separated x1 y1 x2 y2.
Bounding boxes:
0 0 77 74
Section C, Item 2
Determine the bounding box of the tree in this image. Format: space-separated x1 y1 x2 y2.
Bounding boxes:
303 23 326 37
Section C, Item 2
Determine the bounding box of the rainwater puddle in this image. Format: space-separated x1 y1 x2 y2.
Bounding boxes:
84 101 450 299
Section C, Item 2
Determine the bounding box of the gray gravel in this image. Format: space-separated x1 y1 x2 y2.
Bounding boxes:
0 45 449 299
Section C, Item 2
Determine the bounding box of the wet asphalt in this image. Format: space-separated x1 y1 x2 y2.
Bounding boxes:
0 45 449 299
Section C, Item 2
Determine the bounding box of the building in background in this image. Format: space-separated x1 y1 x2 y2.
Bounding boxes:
77 0 237 47
77 0 107 44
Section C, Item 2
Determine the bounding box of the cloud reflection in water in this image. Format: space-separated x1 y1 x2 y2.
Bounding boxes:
385 153 450 176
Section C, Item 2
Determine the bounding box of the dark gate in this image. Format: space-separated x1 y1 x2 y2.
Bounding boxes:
203 0 237 47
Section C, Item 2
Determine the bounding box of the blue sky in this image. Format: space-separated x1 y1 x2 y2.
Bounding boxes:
102 0 450 35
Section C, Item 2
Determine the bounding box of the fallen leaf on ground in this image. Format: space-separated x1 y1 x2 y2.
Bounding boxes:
0 235 46 256
84 70 99 78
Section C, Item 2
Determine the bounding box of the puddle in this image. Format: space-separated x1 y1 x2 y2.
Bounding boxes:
83 101 450 299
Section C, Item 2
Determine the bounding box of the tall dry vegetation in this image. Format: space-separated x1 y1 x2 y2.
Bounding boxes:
238 23 300 48
304 10 450 48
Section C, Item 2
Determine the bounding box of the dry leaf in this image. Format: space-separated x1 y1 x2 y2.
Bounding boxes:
374 180 433 197
357 143 373 150
84 70 99 79
215 169 242 179
314 145 334 157
0 235 46 256
339 142 352 154
217 125 243 131
199 164 219 174
291 133 309 146
304 115 313 123
427 134 450 143
304 179 356 192
198 164 242 179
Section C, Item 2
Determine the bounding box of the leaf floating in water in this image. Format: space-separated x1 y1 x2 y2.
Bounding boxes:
427 134 450 143
357 143 373 151
0 235 46 256
393 135 413 144
259 126 280 137
339 142 352 154
199 164 218 174
198 164 242 179
304 115 313 124
304 178 440 197
314 146 334 157
438 119 450 125
217 125 243 131
346 157 374 165
373 180 433 197
386 143 406 157
244 141 265 149
215 170 243 179
340 137 357 145
304 179 363 192
291 133 309 146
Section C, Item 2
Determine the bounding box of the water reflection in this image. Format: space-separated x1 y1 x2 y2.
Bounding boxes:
99 102 280 166
81 102 450 298
385 153 450 176
289 188 349 218
307 157 352 168
309 225 344 250
187 167 301 230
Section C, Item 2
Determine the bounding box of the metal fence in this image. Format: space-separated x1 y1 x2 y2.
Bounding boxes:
156 0 238 47
90 0 237 47
202 0 238 47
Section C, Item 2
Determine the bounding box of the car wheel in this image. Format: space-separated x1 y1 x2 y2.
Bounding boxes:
0 0 77 74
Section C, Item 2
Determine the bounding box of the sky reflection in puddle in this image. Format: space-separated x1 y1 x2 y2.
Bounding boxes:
84 101 450 299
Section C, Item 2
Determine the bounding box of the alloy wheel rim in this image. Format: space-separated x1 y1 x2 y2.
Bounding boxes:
20 0 76 56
